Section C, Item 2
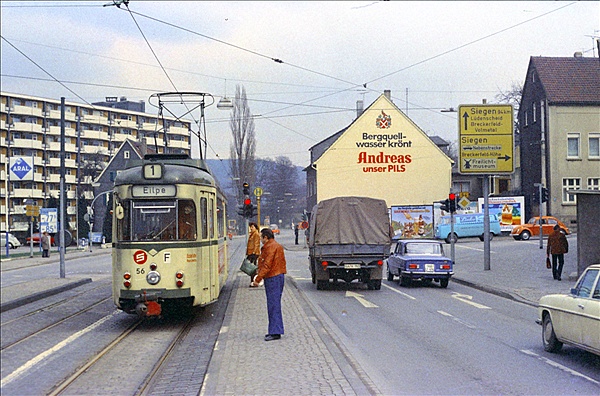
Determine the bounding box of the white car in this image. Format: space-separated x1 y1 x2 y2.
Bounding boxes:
1 232 22 249
537 264 600 355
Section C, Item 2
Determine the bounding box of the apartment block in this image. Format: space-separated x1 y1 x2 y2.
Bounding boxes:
1 92 191 238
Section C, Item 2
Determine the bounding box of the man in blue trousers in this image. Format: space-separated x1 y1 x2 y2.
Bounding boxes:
251 228 287 341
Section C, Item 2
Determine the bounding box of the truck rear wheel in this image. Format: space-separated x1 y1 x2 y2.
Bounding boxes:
317 280 328 290
367 279 381 290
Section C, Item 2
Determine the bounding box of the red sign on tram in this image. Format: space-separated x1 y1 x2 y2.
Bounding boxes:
133 250 147 265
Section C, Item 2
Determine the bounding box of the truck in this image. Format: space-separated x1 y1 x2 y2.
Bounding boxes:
308 196 392 290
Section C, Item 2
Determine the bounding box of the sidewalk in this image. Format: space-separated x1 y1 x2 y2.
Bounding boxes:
1 238 582 395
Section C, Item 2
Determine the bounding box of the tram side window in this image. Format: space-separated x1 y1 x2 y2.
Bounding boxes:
200 197 208 239
117 200 131 241
217 198 225 238
178 200 197 240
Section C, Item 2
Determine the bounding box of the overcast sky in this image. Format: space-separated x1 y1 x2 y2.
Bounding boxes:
1 1 598 165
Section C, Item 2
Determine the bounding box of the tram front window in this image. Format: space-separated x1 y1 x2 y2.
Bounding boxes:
126 200 197 242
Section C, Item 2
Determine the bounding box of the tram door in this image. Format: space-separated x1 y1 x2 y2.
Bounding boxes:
198 193 217 301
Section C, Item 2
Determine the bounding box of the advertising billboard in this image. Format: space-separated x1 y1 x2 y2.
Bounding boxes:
477 196 525 232
390 205 434 239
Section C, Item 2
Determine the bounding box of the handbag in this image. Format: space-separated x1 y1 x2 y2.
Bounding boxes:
240 257 258 276
546 257 551 269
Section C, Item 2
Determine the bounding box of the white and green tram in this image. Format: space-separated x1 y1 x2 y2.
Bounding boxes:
112 154 229 316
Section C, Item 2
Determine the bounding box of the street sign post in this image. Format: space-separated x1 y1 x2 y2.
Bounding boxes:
458 104 514 174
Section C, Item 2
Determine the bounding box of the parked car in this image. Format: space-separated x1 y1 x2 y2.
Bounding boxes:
510 216 570 241
435 213 501 243
26 232 55 246
536 264 600 356
387 239 454 288
0 232 21 249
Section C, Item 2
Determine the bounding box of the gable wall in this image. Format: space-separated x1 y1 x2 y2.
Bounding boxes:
315 96 452 207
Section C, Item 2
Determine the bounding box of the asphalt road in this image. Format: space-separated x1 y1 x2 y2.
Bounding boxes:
281 231 600 395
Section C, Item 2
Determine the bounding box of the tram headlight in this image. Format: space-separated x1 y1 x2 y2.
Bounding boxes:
146 271 161 285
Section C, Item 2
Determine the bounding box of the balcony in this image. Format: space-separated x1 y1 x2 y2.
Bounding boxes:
169 125 190 135
12 138 43 150
12 188 44 199
168 140 190 149
112 119 138 129
13 122 43 133
13 105 43 117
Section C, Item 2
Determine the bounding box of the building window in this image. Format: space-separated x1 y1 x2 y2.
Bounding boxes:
562 178 580 204
124 150 130 159
589 133 600 159
588 178 599 190
532 102 536 123
567 133 580 159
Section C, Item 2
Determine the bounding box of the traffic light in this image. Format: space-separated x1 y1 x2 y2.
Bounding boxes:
242 182 250 196
439 199 450 212
448 193 457 213
541 188 549 203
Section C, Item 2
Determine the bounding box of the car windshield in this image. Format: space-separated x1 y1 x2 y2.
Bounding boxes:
405 243 442 255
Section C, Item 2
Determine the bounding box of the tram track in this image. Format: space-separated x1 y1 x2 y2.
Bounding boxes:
48 315 196 396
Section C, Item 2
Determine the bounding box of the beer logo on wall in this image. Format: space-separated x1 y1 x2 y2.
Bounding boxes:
376 111 391 129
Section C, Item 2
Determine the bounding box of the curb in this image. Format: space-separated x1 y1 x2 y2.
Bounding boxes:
0 278 93 313
451 276 537 307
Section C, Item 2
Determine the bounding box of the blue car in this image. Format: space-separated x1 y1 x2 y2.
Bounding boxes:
387 239 454 288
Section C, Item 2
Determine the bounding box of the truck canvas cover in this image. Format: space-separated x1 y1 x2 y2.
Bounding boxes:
309 196 391 246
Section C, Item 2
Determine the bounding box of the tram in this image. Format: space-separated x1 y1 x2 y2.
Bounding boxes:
111 153 229 316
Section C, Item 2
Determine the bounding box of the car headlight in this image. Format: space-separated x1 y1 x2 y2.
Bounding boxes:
146 271 161 285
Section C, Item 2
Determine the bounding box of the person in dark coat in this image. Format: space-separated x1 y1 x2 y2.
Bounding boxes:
41 231 51 257
547 225 568 280
252 228 287 341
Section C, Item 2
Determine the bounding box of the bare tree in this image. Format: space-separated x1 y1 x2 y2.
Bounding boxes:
495 81 523 132
229 85 256 201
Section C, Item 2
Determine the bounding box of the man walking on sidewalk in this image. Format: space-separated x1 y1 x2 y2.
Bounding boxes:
252 228 287 341
547 225 568 281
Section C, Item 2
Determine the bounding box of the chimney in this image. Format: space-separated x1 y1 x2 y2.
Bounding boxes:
356 100 364 118
384 90 391 100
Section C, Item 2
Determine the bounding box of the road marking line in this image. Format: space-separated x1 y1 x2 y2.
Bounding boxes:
520 349 600 386
437 310 477 329
455 245 497 254
382 283 417 300
345 291 378 308
452 292 492 309
1 311 119 388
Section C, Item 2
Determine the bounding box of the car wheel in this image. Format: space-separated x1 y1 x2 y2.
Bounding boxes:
521 231 531 241
9 243 15 249
387 266 394 281
400 275 412 287
542 314 563 353
513 235 521 241
440 278 449 288
479 233 495 242
445 233 458 244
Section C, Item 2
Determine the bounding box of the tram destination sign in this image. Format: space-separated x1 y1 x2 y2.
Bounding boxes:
458 104 514 174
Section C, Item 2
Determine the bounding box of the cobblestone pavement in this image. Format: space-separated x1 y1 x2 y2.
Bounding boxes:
200 271 378 396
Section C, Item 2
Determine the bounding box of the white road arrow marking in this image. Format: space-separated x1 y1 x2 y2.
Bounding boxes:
345 291 378 308
452 292 491 309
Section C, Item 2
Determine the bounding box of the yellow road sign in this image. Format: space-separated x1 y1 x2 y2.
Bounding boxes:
459 104 514 174
254 187 263 197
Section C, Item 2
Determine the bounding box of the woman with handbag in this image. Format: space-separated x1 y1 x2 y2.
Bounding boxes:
246 222 261 285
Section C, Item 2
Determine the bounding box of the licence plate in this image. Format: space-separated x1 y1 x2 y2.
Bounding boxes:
425 264 435 273
344 264 361 269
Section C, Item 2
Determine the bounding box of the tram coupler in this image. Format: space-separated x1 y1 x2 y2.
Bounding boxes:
135 291 162 317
